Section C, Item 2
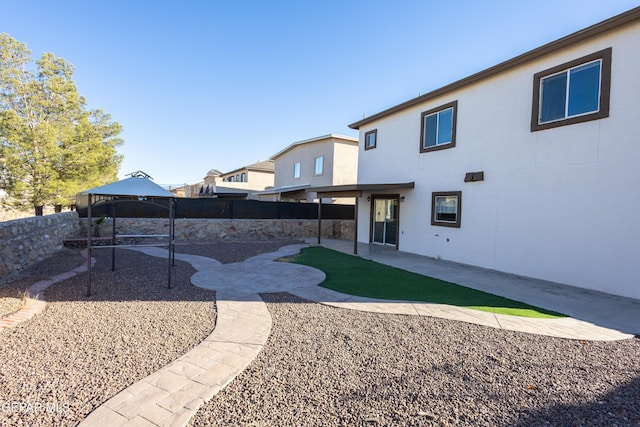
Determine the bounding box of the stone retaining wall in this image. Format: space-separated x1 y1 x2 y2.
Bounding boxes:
0 212 80 278
1 215 354 279
78 218 355 242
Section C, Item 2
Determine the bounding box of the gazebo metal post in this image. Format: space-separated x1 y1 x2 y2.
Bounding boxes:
111 201 116 271
171 199 176 267
86 194 92 297
167 198 174 288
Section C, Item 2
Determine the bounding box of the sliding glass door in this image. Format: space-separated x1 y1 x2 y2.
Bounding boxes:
372 197 398 246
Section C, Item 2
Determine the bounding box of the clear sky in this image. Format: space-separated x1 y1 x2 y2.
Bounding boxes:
2 0 638 187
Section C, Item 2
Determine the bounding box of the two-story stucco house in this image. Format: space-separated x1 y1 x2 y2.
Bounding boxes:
261 134 358 204
345 7 640 300
197 161 275 199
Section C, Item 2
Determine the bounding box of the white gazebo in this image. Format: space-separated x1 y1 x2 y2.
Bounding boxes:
79 171 176 296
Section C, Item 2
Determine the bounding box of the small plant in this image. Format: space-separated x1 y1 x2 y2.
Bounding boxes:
0 287 30 319
93 216 107 237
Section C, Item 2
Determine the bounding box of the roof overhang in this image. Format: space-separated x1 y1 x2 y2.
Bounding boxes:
309 182 415 198
199 192 248 198
258 184 311 196
270 134 358 160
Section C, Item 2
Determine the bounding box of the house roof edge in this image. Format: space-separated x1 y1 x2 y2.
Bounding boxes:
270 134 358 160
349 6 640 130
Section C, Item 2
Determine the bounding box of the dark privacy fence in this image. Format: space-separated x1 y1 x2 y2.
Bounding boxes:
75 195 354 220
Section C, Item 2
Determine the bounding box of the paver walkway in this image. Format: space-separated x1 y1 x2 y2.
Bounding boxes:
80 244 325 427
79 242 633 427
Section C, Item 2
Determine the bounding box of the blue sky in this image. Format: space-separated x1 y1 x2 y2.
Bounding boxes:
2 1 638 186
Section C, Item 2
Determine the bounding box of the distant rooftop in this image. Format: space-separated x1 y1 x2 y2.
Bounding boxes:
223 159 275 175
271 134 358 160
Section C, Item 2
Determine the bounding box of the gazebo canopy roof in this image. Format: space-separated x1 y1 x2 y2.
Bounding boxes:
81 176 174 198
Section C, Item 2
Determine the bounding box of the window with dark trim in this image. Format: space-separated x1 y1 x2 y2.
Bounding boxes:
531 48 611 131
314 156 324 175
364 129 377 150
431 191 461 228
420 101 457 153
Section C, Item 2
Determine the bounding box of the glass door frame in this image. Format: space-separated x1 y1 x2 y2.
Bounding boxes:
369 194 400 249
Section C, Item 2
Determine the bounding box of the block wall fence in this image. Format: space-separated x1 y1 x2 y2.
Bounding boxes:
0 212 80 278
0 213 354 278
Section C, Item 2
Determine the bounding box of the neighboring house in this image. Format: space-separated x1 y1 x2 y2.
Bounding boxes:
261 134 358 203
196 161 274 199
182 181 203 198
167 184 187 198
345 7 640 300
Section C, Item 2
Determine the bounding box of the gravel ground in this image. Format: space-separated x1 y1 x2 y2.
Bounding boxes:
0 249 85 318
190 293 640 427
0 240 296 427
2 240 638 427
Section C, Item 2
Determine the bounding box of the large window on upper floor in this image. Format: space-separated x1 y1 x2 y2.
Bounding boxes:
531 48 611 131
314 156 324 175
293 162 301 179
420 101 457 153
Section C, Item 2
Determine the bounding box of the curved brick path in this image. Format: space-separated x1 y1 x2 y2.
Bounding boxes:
80 244 325 426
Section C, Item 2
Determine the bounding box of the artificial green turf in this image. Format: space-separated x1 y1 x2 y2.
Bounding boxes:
283 247 564 318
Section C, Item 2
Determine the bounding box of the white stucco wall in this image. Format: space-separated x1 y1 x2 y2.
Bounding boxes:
356 22 640 299
332 140 359 185
273 136 358 202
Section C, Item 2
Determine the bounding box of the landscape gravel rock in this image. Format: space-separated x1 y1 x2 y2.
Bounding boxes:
0 248 85 318
0 239 298 426
190 293 640 427
1 240 638 427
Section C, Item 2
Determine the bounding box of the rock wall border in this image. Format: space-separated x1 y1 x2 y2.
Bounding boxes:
1 215 354 278
0 212 80 278
78 218 355 242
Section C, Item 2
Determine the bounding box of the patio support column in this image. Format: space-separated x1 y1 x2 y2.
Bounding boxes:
317 201 322 245
353 197 358 255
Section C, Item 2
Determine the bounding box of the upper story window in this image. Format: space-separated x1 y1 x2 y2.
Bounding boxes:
240 172 246 182
293 162 301 179
314 156 324 175
420 101 457 153
364 129 377 150
531 48 611 131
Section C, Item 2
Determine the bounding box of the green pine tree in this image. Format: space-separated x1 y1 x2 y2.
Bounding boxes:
0 33 122 215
